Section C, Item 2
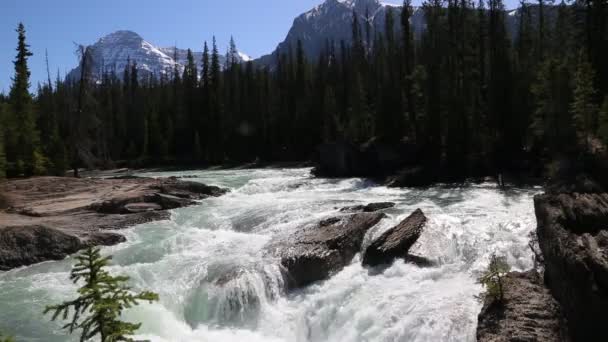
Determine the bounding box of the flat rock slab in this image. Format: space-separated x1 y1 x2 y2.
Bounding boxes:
477 270 569 342
0 175 228 270
362 209 427 266
267 213 385 290
339 202 395 213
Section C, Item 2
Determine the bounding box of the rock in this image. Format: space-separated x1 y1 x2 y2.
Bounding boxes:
85 232 127 246
534 192 608 341
340 202 395 213
0 176 229 270
90 196 147 214
157 179 228 198
312 141 366 177
268 213 385 289
312 138 419 178
124 202 163 213
477 270 569 342
362 209 427 267
0 225 83 270
385 166 436 188
150 193 195 210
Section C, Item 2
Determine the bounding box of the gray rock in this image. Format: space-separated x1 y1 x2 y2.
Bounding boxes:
124 202 163 213
535 193 608 341
268 213 385 289
340 202 395 213
362 209 427 266
477 270 569 342
0 225 83 270
385 166 436 188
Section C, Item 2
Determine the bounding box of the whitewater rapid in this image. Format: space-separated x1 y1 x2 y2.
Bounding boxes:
0 168 540 342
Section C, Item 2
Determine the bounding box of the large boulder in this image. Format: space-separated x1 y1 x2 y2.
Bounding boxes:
158 178 229 198
384 166 437 188
312 142 367 177
268 213 385 289
0 225 83 270
534 192 608 341
312 138 419 178
477 270 569 342
362 209 427 266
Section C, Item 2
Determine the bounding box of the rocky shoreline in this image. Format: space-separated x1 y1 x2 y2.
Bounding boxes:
0 176 227 270
477 189 608 342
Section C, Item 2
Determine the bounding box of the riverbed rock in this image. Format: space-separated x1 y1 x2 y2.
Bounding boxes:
159 178 228 198
339 202 395 213
477 270 569 342
534 192 608 341
0 225 83 270
268 213 386 289
312 138 419 178
362 209 427 267
0 176 228 270
384 166 436 188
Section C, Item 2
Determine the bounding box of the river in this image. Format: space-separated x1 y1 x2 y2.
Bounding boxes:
0 168 540 342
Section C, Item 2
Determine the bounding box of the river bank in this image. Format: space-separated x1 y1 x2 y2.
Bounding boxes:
0 175 227 270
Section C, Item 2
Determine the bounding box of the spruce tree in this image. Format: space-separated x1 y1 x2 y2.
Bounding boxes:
0 332 14 342
44 247 158 342
598 95 608 145
0 121 6 179
7 23 44 176
571 52 599 152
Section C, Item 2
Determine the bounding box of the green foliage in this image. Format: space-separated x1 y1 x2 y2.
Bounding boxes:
0 121 6 180
6 23 44 177
531 58 574 151
44 248 159 342
3 1 605 176
478 254 511 303
571 52 599 152
598 96 608 145
0 332 15 342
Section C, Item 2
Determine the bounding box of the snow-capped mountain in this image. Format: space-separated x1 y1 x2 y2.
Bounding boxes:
256 0 424 67
255 0 536 67
68 30 250 80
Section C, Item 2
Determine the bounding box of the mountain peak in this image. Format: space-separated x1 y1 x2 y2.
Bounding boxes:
97 30 144 45
69 31 250 81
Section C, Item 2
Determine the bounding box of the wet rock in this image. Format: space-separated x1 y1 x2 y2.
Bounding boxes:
312 138 420 178
385 166 436 188
269 213 386 289
124 202 163 213
340 202 395 213
85 232 127 246
158 179 228 198
0 225 83 270
362 209 427 267
534 192 608 341
0 176 229 270
312 141 366 177
151 193 195 210
477 270 569 342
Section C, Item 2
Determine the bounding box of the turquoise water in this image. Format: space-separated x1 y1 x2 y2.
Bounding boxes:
0 168 540 342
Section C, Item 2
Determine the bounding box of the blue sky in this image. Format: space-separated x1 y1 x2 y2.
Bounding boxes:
0 0 518 94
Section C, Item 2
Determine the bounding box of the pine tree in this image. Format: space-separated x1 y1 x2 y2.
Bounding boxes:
571 52 599 152
0 120 6 179
0 332 14 342
7 23 43 176
44 248 158 342
598 95 608 145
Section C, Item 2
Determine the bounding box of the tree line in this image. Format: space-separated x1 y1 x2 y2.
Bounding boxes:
1 0 607 179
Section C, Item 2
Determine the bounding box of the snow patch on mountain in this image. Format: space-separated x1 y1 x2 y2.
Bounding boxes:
68 30 249 80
